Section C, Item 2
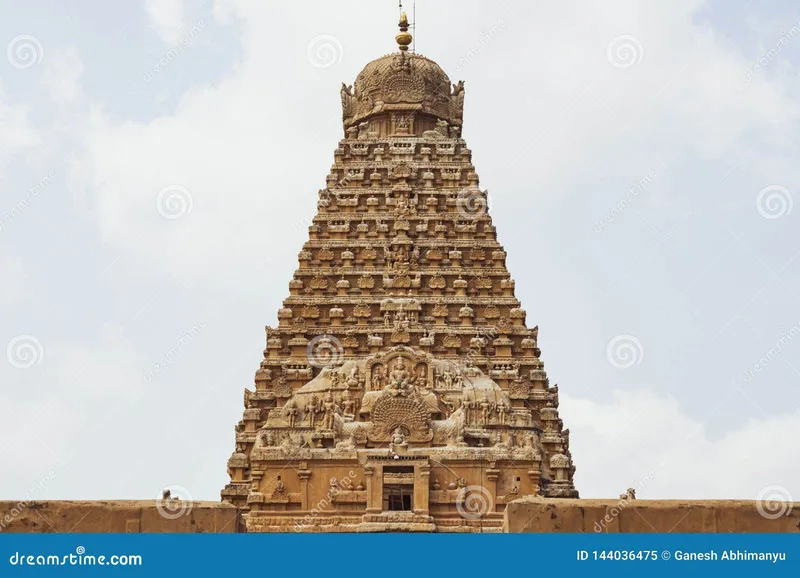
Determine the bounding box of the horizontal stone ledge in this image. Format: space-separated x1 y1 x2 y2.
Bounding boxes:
3 498 798 533
504 497 800 533
0 500 240 533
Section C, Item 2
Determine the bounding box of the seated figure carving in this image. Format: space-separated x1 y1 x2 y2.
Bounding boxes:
388 357 415 396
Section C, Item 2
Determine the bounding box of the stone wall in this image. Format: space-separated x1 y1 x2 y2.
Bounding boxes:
0 501 240 533
2 498 797 533
504 497 800 533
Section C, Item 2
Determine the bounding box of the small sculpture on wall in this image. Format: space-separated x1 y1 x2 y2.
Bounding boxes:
284 399 298 427
391 427 408 448
395 115 410 134
341 389 355 416
322 390 337 430
305 395 320 427
388 356 415 396
371 364 386 390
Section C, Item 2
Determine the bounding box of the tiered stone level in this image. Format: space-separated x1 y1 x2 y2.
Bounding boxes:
221 14 578 532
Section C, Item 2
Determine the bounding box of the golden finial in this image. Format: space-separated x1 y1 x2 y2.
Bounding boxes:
396 11 413 52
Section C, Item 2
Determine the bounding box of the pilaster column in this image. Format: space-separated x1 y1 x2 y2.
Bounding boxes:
414 462 431 515
485 461 500 512
364 464 381 513
298 462 311 510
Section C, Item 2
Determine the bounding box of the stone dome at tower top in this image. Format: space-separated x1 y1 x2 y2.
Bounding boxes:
340 13 465 130
355 52 452 100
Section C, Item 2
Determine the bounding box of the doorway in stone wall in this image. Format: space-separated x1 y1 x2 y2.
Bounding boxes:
382 466 414 511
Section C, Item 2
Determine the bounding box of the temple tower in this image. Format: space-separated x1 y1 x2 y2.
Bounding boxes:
221 13 578 532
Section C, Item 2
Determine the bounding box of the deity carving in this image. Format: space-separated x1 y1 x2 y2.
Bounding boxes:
444 370 453 389
284 399 298 428
371 364 386 390
391 427 408 447
395 115 410 133
322 391 337 431
388 357 415 396
497 401 507 425
341 390 355 416
347 365 361 389
417 368 428 390
479 394 492 426
460 394 474 424
305 395 320 427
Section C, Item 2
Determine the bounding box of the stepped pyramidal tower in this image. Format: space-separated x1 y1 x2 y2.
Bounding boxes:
222 13 578 532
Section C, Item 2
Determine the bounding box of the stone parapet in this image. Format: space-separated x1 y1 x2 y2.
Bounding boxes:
3 499 797 533
504 497 800 533
0 501 240 533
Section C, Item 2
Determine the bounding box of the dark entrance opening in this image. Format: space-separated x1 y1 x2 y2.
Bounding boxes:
383 485 413 511
382 466 414 512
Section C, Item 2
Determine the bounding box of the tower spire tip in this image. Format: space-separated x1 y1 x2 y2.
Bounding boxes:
396 11 412 52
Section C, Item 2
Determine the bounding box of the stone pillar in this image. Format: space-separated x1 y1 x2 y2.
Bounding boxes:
298 463 311 511
485 461 500 512
247 472 265 512
527 468 541 496
414 462 431 515
364 464 381 514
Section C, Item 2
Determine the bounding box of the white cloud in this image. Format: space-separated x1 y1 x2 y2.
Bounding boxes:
0 256 26 309
72 0 800 294
41 46 84 105
0 96 39 159
0 326 157 498
563 389 800 499
145 0 190 45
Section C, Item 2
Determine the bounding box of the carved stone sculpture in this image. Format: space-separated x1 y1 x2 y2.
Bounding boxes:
222 13 579 533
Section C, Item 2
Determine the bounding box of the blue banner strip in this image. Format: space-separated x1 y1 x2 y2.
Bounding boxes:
1 534 798 576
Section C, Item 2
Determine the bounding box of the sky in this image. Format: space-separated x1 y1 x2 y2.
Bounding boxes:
1 0 799 504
